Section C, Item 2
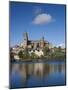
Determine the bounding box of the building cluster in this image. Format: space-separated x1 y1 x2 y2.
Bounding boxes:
11 32 53 59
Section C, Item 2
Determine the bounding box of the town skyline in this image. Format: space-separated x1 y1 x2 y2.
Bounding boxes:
10 2 66 47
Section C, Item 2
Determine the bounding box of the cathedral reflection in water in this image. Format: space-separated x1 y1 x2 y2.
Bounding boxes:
10 61 65 88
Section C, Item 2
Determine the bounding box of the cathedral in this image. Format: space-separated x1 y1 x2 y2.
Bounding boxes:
12 32 53 59
21 32 51 50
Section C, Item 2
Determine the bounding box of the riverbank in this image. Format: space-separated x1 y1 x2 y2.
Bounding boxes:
10 58 66 63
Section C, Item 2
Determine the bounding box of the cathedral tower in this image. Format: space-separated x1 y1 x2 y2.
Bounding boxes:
40 36 44 48
23 32 28 48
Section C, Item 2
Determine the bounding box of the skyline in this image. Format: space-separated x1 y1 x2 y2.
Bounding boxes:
10 2 66 47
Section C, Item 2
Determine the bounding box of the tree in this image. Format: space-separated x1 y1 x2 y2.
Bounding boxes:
58 46 62 52
10 48 14 60
18 50 23 59
43 46 50 56
23 48 30 59
30 52 38 59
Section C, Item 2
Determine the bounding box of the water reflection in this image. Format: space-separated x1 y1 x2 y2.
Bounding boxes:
10 61 65 88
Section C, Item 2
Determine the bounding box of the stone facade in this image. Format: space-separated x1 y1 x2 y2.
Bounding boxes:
21 32 50 50
11 32 53 59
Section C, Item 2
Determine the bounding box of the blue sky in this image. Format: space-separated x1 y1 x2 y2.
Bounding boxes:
10 2 66 47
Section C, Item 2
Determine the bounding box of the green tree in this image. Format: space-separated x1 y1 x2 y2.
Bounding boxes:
10 48 14 60
43 46 50 56
23 48 30 59
58 46 62 52
30 52 38 59
18 50 23 59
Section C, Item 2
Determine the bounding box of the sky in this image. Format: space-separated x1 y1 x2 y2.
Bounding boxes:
10 1 66 47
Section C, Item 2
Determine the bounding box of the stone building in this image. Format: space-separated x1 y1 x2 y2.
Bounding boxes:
11 32 53 59
21 32 51 50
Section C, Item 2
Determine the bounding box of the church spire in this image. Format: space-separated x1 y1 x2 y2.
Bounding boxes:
23 32 28 41
23 32 28 49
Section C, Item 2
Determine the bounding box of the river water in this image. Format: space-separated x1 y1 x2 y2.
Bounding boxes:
10 60 66 89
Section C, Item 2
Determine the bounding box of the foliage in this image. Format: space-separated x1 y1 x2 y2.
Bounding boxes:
10 48 14 60
30 52 38 59
18 50 23 59
43 46 50 56
17 46 65 61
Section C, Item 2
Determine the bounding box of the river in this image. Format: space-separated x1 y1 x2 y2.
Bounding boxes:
10 60 66 89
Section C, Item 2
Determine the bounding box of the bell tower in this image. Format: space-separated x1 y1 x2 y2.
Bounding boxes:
23 32 28 48
40 36 44 48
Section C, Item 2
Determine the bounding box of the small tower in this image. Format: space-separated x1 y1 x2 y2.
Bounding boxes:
23 32 28 48
40 36 44 48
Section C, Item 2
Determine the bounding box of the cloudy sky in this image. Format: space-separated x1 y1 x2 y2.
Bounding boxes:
10 2 66 47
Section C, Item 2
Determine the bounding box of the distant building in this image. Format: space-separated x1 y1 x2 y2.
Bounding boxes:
21 32 52 50
11 32 53 59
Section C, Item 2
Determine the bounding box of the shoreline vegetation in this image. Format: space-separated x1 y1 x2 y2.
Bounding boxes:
11 58 65 63
10 58 66 63
10 46 66 62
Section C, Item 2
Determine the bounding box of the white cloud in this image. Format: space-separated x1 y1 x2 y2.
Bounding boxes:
32 13 53 25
